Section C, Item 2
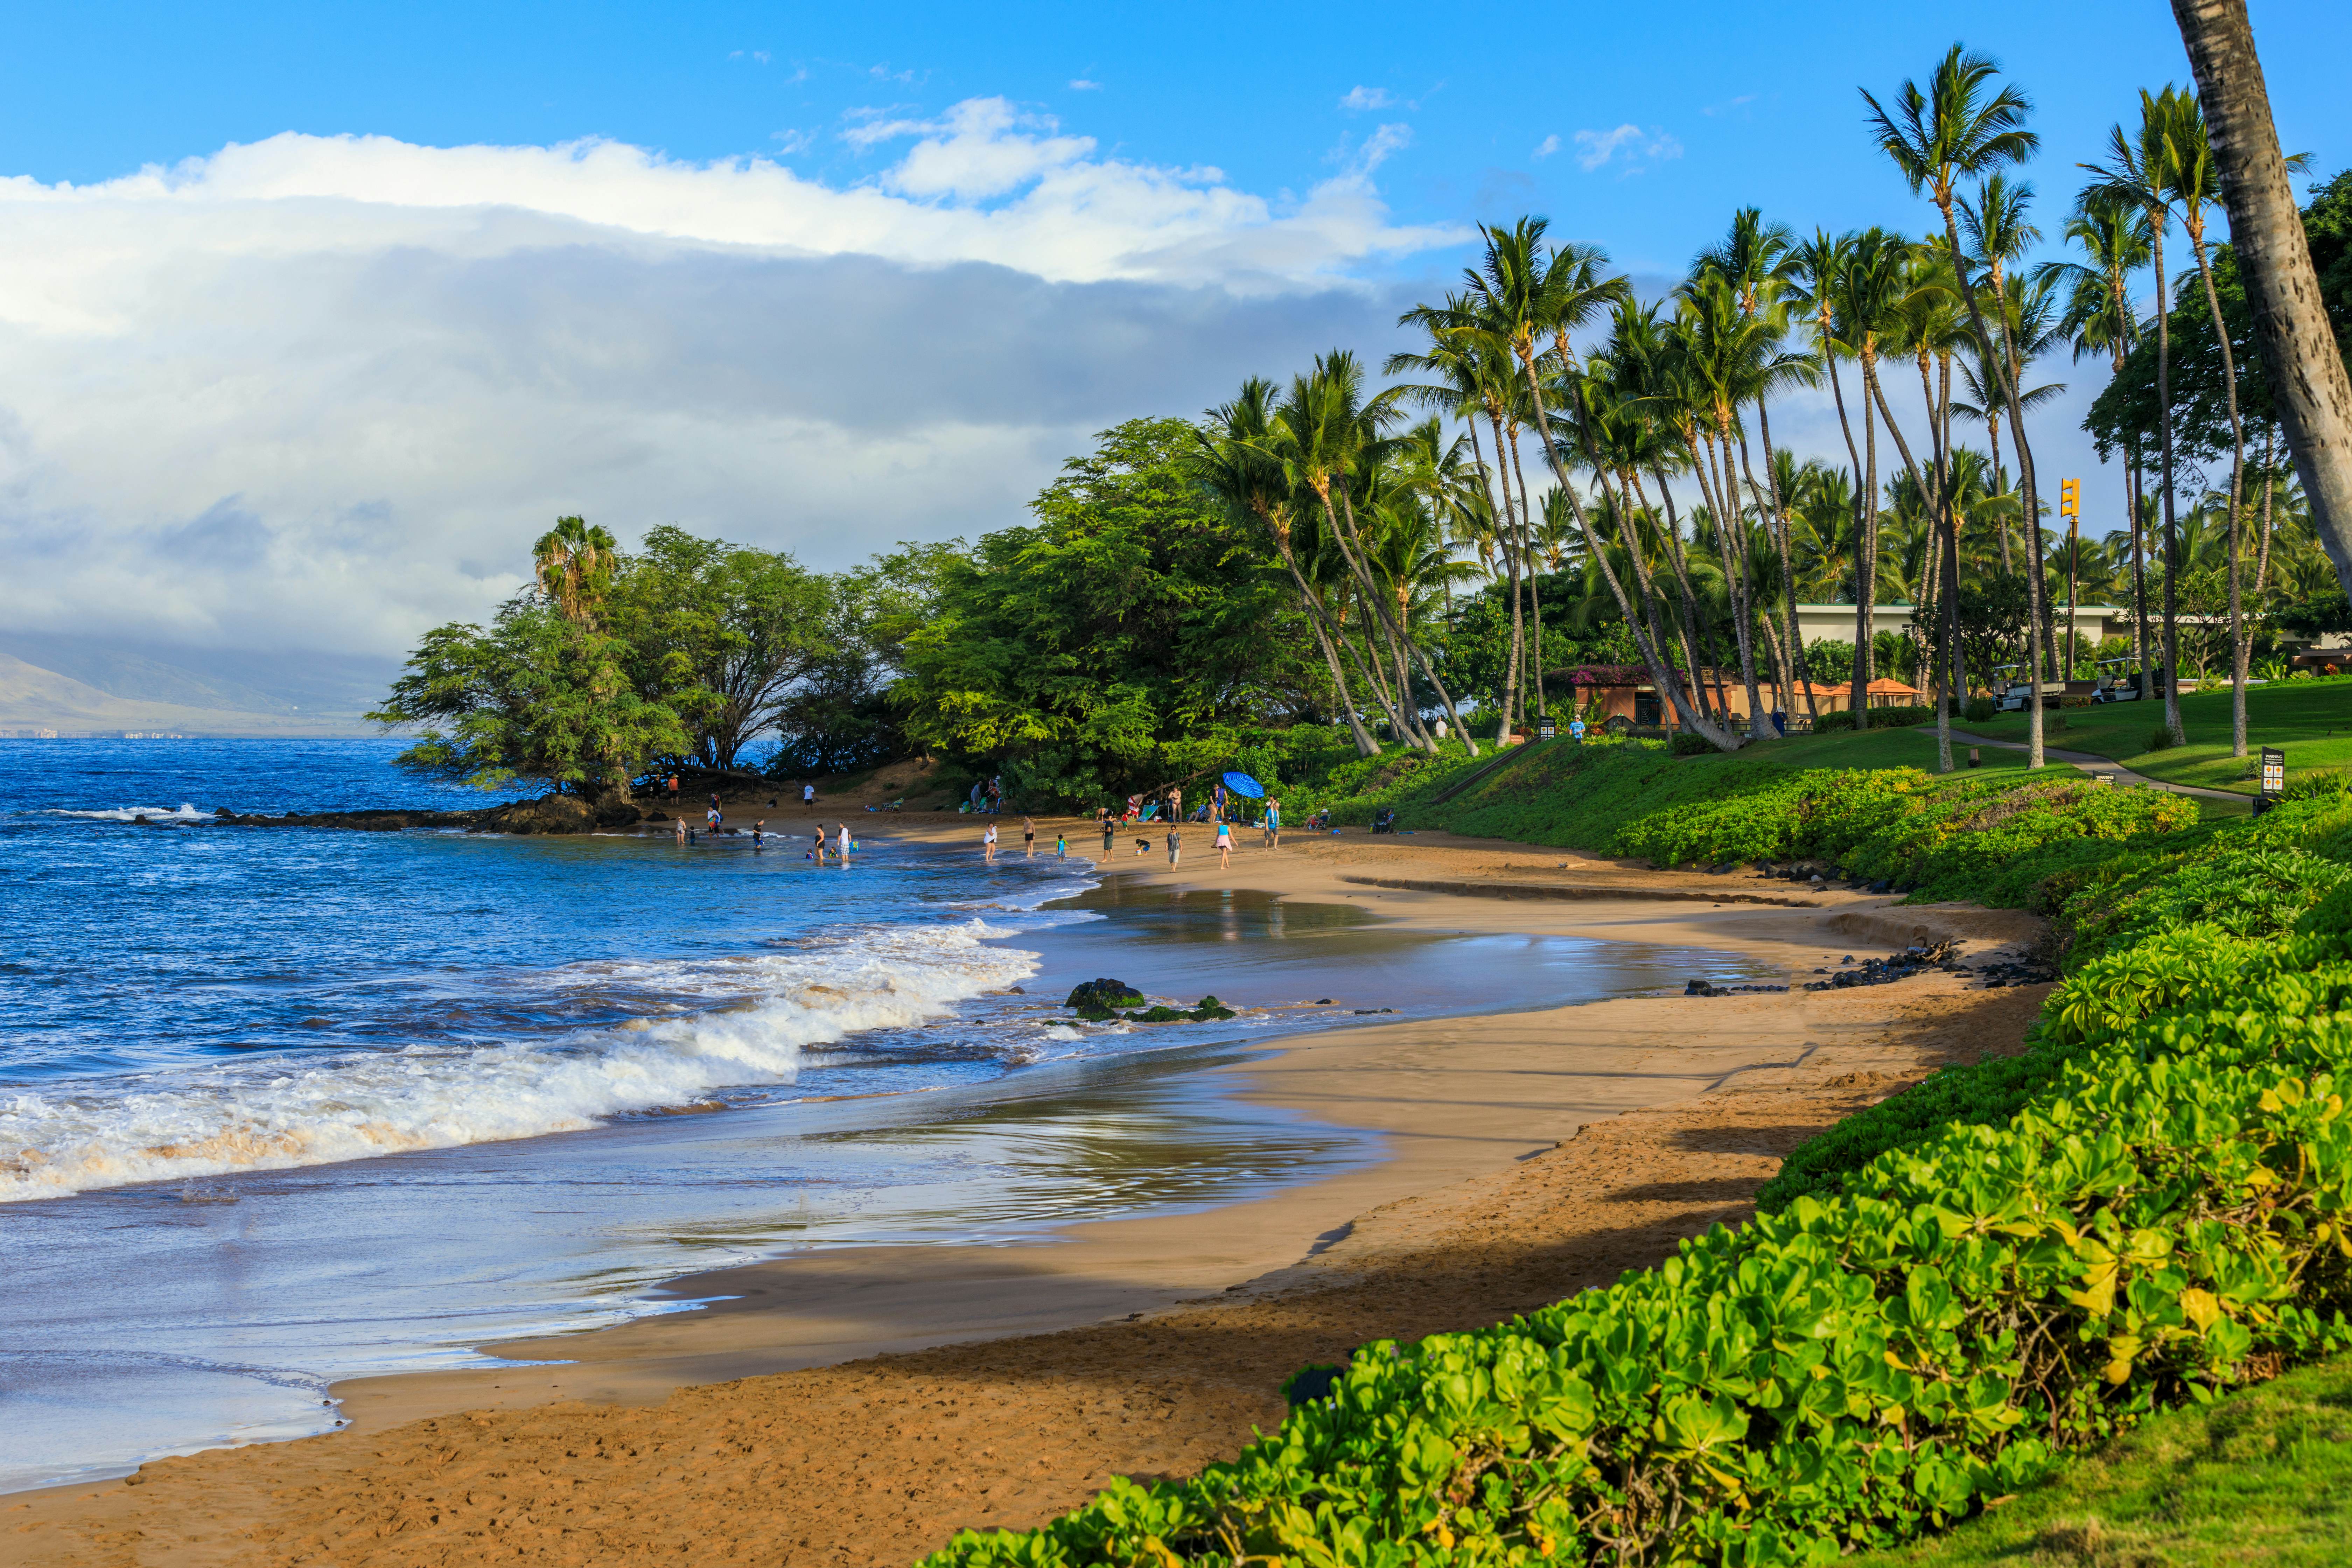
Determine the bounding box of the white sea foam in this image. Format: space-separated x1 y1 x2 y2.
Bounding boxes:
0 920 1036 1202
47 803 207 822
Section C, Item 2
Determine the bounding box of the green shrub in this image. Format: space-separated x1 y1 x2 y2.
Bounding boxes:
1963 697 1997 724
1811 710 1857 734
2146 726 2177 751
930 920 2352 1568
1672 730 1722 755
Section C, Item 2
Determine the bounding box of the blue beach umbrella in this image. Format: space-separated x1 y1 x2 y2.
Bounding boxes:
1221 771 1265 798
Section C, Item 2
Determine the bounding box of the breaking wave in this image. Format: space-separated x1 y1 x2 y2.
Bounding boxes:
0 920 1037 1202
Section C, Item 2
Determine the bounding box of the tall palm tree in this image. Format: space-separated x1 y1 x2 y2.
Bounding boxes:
2154 89 2309 755
1695 209 1822 728
1827 229 1912 727
2081 90 2190 746
1385 312 1530 740
2041 191 2155 696
1195 380 1384 756
534 516 617 628
2169 0 2352 601
1864 44 2051 768
1451 217 1739 748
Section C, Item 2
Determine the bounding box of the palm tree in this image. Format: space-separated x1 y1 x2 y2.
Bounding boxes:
1826 229 1912 727
2041 191 2155 696
1385 312 1530 741
1195 380 1385 756
2168 0 2352 602
534 516 617 628
1695 209 1822 729
2081 90 2190 746
2153 88 2309 756
1449 218 1739 749
1300 354 1481 751
1864 44 2051 768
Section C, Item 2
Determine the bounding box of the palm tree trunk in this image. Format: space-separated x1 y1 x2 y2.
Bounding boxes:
1736 427 1796 729
2149 222 2188 746
1751 396 1820 728
1855 351 1883 722
1645 467 1720 720
1510 354 1741 748
2184 226 2251 756
1934 201 2048 769
1487 412 1524 742
2171 0 2352 598
1273 542 1379 755
1868 371 1955 768
1508 430 1549 721
1334 484 1478 750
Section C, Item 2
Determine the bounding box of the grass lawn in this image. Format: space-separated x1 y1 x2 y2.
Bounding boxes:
1954 680 2352 794
1857 1355 2352 1566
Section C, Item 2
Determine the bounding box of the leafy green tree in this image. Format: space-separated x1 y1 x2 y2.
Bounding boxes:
610 526 834 772
893 418 1311 804
372 518 690 802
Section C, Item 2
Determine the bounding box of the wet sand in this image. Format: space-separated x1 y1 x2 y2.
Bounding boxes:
8 820 2053 1566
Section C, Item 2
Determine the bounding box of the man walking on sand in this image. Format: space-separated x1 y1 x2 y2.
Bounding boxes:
1166 825 1181 867
1100 809 1114 857
803 782 816 812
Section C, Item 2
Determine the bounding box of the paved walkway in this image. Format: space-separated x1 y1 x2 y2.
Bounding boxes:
1941 729 2249 803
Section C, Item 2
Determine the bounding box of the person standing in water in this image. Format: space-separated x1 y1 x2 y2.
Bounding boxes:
1215 817 1233 870
675 817 687 846
836 822 851 861
812 826 826 862
1056 831 1068 860
752 820 765 847
983 822 997 860
1022 816 1036 856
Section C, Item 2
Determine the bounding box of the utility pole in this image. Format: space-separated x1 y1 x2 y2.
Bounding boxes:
2059 478 2082 681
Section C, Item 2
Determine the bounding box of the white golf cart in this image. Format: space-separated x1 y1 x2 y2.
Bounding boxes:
1990 663 2068 713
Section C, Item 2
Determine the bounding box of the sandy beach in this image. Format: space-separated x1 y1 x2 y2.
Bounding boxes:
7 814 2053 1567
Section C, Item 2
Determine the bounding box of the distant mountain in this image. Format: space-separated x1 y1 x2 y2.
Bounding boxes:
0 634 398 719
0 642 392 737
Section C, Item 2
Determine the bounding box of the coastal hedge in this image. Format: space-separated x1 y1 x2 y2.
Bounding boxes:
922 795 2352 1568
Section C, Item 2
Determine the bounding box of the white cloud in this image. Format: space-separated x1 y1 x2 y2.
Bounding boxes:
1069 78 1102 91
1339 85 1393 112
1355 123 1412 174
0 105 1463 658
1572 123 1683 173
1532 133 1560 159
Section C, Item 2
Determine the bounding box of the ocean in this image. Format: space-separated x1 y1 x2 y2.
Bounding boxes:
0 739 1765 1492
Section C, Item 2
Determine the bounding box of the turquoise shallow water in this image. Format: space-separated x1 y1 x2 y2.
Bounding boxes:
0 739 1770 1492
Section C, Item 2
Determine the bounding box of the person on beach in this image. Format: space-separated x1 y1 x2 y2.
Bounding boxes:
752 820 765 847
1168 786 1182 821
1166 825 1181 866
983 822 997 860
675 817 687 846
1101 812 1115 856
803 782 817 812
836 823 852 860
1215 818 1233 870
667 773 680 805
1022 816 1036 856
1264 799 1281 849
1056 832 1068 860
1212 780 1225 823
812 827 826 862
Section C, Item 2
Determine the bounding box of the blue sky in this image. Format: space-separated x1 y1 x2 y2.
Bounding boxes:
0 2 2343 658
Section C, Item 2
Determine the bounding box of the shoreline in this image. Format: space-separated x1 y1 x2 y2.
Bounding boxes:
7 823 2053 1565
